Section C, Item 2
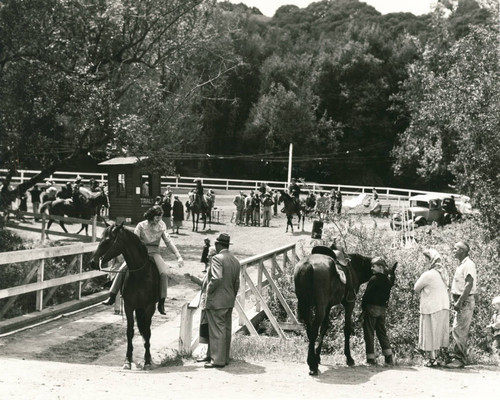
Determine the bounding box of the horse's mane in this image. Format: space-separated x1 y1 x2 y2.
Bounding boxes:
118 225 149 260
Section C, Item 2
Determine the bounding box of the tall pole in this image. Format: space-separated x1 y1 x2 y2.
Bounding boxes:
287 143 293 189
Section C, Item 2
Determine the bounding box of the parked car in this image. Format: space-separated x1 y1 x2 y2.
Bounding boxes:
390 194 455 230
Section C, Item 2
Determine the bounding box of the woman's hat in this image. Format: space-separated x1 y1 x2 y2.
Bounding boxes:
215 233 232 246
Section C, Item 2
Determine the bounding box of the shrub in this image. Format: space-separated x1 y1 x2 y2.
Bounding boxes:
265 215 500 365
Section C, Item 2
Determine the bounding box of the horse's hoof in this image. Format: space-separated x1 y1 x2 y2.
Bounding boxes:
347 359 355 367
122 362 132 370
143 363 152 371
309 370 319 376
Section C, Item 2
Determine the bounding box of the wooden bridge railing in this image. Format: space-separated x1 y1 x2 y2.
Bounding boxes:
178 242 300 355
0 242 107 332
4 211 106 243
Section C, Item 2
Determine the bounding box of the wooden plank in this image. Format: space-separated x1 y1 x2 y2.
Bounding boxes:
0 270 107 299
243 269 286 339
240 243 296 267
234 298 258 336
0 292 108 335
0 264 40 318
279 322 303 331
261 264 299 326
43 255 79 307
0 243 98 265
179 303 195 354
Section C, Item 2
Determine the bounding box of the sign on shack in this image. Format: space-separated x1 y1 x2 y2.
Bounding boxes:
99 157 162 224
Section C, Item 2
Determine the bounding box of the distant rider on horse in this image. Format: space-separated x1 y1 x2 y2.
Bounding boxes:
288 178 302 207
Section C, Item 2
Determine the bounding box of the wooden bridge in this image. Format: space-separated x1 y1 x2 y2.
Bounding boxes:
179 242 301 354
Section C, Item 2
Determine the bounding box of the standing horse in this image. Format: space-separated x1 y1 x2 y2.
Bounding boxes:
89 222 159 370
279 190 305 232
294 245 376 375
39 190 108 235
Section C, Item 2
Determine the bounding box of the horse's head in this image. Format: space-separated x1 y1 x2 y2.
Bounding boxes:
89 221 126 270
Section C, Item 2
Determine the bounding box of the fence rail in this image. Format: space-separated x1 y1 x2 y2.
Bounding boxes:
1 169 462 203
178 242 299 354
0 242 107 332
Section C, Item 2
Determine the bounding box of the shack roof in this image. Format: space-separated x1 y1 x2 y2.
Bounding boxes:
98 157 148 166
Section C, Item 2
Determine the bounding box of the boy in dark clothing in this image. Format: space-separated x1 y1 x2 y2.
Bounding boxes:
361 256 396 366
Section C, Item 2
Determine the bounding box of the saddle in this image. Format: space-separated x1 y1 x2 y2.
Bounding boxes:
311 245 347 284
311 245 356 302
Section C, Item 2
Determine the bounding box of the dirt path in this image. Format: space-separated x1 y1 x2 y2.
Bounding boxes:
1 356 499 399
4 198 495 398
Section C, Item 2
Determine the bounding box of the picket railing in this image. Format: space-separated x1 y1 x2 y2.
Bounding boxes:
178 243 300 354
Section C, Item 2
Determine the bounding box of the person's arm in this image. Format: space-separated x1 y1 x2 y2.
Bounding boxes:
207 255 223 295
413 272 427 293
162 232 183 267
454 274 473 310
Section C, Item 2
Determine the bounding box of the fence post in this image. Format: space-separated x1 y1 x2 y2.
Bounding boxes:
36 260 45 311
291 246 297 268
226 180 229 191
91 216 97 242
77 254 83 300
179 303 194 354
239 264 247 326
256 260 263 312
41 213 46 244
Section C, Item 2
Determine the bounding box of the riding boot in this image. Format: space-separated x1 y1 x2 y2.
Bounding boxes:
102 292 116 306
158 298 166 315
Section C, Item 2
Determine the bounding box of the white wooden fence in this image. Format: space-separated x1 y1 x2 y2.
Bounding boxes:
178 242 300 355
1 169 462 203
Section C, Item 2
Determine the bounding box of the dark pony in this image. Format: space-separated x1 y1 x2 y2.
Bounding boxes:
278 190 305 232
294 245 374 375
39 189 108 235
90 222 159 370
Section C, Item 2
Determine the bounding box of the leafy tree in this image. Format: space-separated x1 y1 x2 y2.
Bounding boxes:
0 0 236 203
392 25 500 232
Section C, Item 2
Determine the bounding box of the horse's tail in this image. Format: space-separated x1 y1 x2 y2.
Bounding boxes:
294 259 314 323
39 201 52 214
136 308 148 338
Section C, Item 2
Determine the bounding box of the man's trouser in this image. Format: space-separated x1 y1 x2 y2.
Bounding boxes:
451 294 475 364
206 308 233 366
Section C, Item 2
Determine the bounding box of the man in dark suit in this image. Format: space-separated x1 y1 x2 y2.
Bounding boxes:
203 233 241 368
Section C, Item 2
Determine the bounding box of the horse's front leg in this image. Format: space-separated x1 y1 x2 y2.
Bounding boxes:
142 311 154 370
289 216 294 233
124 306 135 369
342 301 355 366
60 221 68 233
192 212 196 231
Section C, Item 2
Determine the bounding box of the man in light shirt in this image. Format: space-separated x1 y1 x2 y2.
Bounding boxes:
446 241 477 368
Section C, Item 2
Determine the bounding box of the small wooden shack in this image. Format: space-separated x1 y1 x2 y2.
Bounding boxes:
99 157 162 224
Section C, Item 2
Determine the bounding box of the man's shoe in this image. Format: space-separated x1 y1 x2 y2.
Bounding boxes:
445 360 464 369
102 292 116 306
384 355 394 365
366 359 377 365
204 363 225 369
158 298 166 315
196 356 211 363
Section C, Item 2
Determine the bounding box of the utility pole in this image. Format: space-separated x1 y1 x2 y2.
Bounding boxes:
287 143 293 189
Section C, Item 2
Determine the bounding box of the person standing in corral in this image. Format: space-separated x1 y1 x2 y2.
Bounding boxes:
233 191 245 225
172 195 184 234
244 191 254 226
335 189 343 214
252 193 261 226
414 249 450 367
161 192 172 230
203 233 240 369
272 190 279 217
261 193 274 227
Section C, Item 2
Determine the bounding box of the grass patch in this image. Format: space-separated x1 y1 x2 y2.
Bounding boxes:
34 324 124 363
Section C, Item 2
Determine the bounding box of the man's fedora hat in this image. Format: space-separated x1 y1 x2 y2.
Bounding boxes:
215 233 232 245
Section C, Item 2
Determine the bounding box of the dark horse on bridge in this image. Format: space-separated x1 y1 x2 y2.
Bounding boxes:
39 188 108 236
278 190 305 233
294 244 392 375
90 221 159 370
